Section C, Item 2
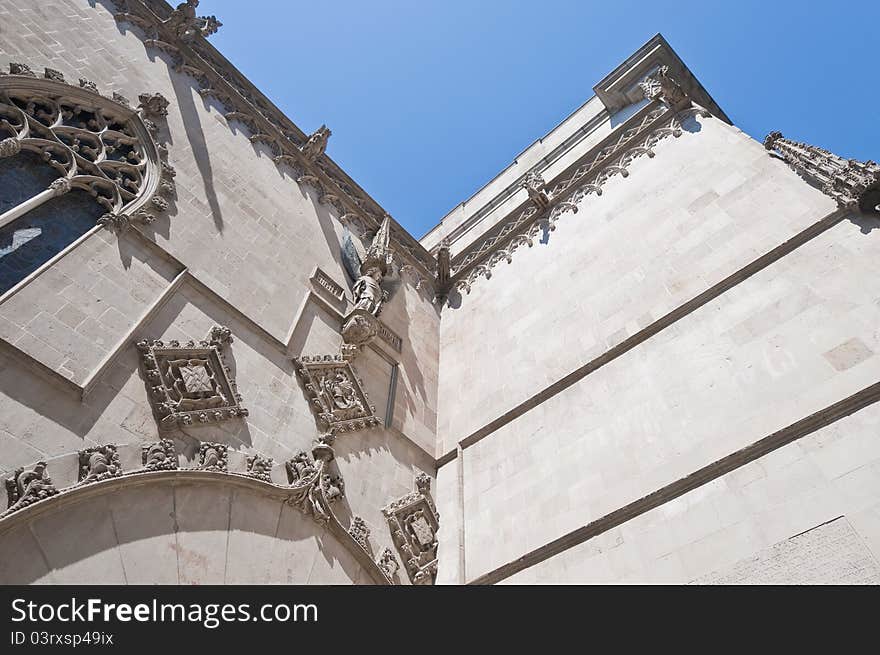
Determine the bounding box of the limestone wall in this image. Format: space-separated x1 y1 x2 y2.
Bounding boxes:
0 0 439 584
435 109 880 582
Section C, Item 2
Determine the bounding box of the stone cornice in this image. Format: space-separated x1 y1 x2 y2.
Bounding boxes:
449 99 710 294
109 0 437 290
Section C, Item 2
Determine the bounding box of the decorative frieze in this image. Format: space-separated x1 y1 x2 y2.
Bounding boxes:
78 445 122 484
764 131 880 213
136 326 248 431
294 355 381 439
142 438 178 471
382 473 439 585
452 103 708 294
2 462 58 517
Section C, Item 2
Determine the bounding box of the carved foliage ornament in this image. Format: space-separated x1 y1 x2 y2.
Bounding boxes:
382 473 438 585
764 131 880 214
78 445 122 484
137 326 248 430
164 0 222 41
2 462 58 517
142 438 178 471
294 355 380 439
0 66 176 230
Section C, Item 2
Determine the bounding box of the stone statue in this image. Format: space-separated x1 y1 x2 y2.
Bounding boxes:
352 265 388 317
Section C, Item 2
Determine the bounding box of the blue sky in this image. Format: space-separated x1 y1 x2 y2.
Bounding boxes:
206 1 879 239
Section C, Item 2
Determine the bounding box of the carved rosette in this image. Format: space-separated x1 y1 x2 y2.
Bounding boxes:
382 473 439 585
294 355 381 438
142 438 178 471
0 66 177 230
764 132 880 213
78 445 122 484
3 462 59 517
136 326 248 431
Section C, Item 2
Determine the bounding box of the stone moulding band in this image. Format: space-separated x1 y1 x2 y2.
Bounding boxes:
449 101 709 295
0 460 394 585
469 377 880 585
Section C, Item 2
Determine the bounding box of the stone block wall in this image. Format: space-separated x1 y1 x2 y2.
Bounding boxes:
0 0 440 584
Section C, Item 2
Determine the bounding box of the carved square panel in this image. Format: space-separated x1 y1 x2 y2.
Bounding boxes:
137 327 248 430
294 354 381 437
382 474 438 585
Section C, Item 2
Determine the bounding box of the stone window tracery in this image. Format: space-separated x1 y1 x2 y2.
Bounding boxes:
0 69 173 296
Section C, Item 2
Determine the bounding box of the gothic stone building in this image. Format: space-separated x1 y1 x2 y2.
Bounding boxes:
0 2 878 586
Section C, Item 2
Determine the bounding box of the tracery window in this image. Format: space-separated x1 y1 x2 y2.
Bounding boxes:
0 70 170 297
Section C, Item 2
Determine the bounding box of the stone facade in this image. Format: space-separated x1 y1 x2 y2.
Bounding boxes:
0 6 878 585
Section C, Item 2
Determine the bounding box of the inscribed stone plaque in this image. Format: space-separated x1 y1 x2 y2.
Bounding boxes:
692 517 880 585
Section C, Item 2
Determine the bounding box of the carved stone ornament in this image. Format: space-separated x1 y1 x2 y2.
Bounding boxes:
198 442 228 472
294 355 381 438
521 168 550 210
136 326 248 430
376 547 399 579
137 92 170 119
283 443 344 526
2 462 59 517
246 454 273 483
452 103 710 294
349 515 371 551
300 124 331 162
0 69 177 229
764 131 880 214
78 445 122 484
638 65 687 106
164 0 222 40
382 473 439 585
142 438 178 471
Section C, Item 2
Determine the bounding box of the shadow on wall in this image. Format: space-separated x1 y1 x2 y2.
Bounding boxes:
0 479 367 584
0 269 310 465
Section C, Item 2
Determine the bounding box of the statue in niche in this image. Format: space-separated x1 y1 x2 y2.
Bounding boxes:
352 264 388 317
351 213 393 317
